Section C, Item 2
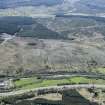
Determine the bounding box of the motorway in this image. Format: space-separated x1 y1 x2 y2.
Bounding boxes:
0 84 105 97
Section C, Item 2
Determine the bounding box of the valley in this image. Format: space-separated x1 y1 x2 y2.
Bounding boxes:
0 0 105 105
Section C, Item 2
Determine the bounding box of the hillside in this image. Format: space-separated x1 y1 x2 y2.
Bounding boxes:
0 0 63 8
0 36 105 76
0 15 105 76
1 0 105 17
0 0 105 105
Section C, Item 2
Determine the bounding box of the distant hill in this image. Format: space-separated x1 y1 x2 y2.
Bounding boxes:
0 0 105 16
0 0 63 8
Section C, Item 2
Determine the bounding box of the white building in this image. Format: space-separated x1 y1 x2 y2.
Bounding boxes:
0 79 14 90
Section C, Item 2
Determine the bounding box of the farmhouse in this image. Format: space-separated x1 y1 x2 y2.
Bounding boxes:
0 79 13 90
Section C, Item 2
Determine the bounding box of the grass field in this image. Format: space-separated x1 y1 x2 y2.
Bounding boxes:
14 76 105 90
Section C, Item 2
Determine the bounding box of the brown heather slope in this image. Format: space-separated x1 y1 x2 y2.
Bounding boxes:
0 36 105 76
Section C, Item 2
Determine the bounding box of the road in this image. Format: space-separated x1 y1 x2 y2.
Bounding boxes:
40 73 105 79
0 33 15 45
0 84 105 97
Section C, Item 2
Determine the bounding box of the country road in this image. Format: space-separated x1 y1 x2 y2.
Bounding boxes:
0 84 105 97
0 33 15 45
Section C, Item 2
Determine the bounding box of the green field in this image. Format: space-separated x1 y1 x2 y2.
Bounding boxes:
14 76 105 90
